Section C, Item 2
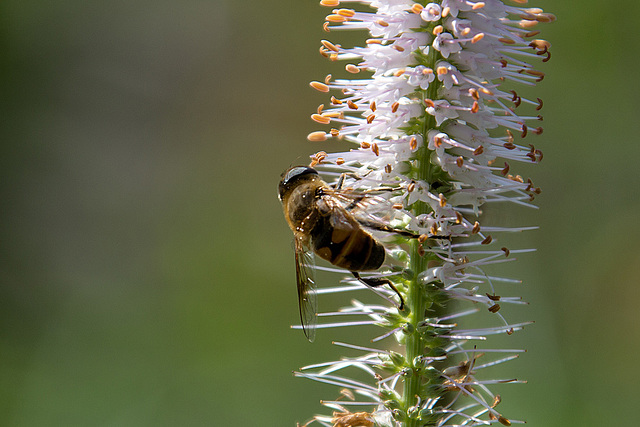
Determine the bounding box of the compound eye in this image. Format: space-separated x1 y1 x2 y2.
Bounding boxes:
283 166 317 184
278 166 318 200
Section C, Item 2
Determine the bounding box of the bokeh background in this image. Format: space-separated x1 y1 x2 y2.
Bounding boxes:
1 0 638 425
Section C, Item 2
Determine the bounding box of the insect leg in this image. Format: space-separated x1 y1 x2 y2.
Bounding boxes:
355 218 452 241
351 271 405 310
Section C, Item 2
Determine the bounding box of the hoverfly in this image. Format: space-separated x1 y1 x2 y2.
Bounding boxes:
278 166 425 341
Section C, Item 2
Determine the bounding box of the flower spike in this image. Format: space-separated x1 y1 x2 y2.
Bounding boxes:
285 1 553 425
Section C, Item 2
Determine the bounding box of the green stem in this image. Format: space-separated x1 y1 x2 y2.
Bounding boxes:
402 45 440 426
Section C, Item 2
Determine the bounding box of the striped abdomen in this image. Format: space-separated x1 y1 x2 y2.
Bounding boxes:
310 213 385 272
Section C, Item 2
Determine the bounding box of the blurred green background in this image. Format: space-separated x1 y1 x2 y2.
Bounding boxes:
1 0 638 425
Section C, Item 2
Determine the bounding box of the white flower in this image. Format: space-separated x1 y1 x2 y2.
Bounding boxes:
300 1 554 425
433 32 461 58
421 3 442 22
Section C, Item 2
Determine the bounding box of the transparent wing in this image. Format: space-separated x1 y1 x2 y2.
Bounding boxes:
294 237 317 342
324 187 409 235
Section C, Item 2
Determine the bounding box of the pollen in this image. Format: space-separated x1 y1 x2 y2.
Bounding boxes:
346 64 360 73
472 2 485 9
498 416 512 426
479 87 494 96
310 81 330 92
321 39 340 52
326 14 346 23
307 131 327 142
518 19 538 29
411 4 423 14
472 221 480 234
319 0 340 6
471 33 485 43
337 8 355 18
506 129 514 143
311 114 331 124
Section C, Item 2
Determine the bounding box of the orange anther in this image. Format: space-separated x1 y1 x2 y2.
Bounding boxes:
310 81 330 92
346 64 360 73
307 131 327 141
321 40 339 52
472 221 480 234
337 8 355 17
471 33 485 43
311 114 331 124
326 14 346 23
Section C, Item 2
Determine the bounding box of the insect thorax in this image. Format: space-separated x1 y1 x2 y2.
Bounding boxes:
285 183 321 232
